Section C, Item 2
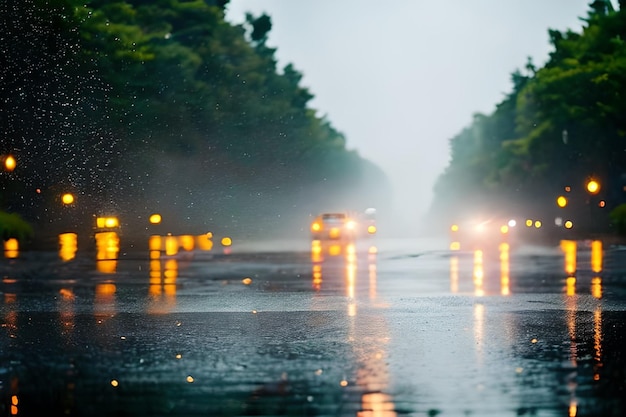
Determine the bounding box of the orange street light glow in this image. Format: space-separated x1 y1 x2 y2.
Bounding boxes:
4 155 16 171
586 179 600 194
62 193 75 205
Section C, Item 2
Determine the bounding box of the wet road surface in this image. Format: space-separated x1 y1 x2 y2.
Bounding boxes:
1 237 626 416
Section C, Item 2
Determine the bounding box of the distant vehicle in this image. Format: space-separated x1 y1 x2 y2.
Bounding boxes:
449 217 516 251
310 213 357 241
363 207 377 236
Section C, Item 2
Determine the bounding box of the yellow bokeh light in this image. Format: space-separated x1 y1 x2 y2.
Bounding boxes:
534 220 542 228
105 217 119 228
221 237 232 247
242 277 252 285
97 216 119 229
4 155 16 171
367 225 377 234
149 213 162 224
564 220 573 229
61 193 75 205
111 380 119 387
450 224 459 232
525 219 533 227
586 179 600 194
556 196 567 208
5 238 19 251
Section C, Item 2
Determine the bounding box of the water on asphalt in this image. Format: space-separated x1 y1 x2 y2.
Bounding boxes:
1 237 625 416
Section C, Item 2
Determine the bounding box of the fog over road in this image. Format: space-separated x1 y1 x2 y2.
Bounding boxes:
1 237 625 416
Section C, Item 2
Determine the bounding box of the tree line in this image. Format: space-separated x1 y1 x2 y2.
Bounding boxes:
430 0 626 236
0 0 391 245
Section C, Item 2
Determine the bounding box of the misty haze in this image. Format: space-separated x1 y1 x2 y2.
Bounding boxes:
1 1 626 416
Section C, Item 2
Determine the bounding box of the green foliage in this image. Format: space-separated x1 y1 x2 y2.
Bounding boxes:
609 203 626 235
1 0 389 240
0 212 34 243
432 3 626 232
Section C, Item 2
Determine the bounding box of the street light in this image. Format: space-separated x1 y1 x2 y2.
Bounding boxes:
3 155 16 172
61 193 75 205
586 179 600 195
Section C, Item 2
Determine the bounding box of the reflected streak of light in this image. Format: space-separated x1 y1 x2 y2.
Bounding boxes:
473 250 484 297
95 283 117 315
359 392 397 417
566 282 577 366
97 259 117 274
149 235 161 251
95 232 119 273
345 243 357 317
11 395 18 415
591 277 602 299
165 235 178 256
4 310 17 338
369 245 377 299
4 238 19 258
369 263 377 300
474 303 485 364
566 276 576 297
591 240 602 273
164 259 178 297
58 288 75 336
312 264 322 290
594 307 603 380
59 233 78 261
311 240 322 263
569 401 577 417
561 240 577 276
148 251 177 312
499 243 510 296
450 255 459 293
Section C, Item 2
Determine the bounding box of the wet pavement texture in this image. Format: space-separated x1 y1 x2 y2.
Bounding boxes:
1 238 626 416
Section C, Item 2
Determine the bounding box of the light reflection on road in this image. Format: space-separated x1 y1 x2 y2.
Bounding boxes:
0 235 623 416
310 239 397 416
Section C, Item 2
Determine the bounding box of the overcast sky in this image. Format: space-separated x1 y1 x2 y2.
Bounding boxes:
225 0 596 229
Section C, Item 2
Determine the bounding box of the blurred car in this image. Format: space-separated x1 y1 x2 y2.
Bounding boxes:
363 207 377 236
311 212 357 241
449 217 517 251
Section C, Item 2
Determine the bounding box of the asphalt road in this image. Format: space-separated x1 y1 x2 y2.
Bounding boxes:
1 236 625 416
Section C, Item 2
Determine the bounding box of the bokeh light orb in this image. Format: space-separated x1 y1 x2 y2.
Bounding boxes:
61 193 74 205
586 179 600 194
4 155 16 172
